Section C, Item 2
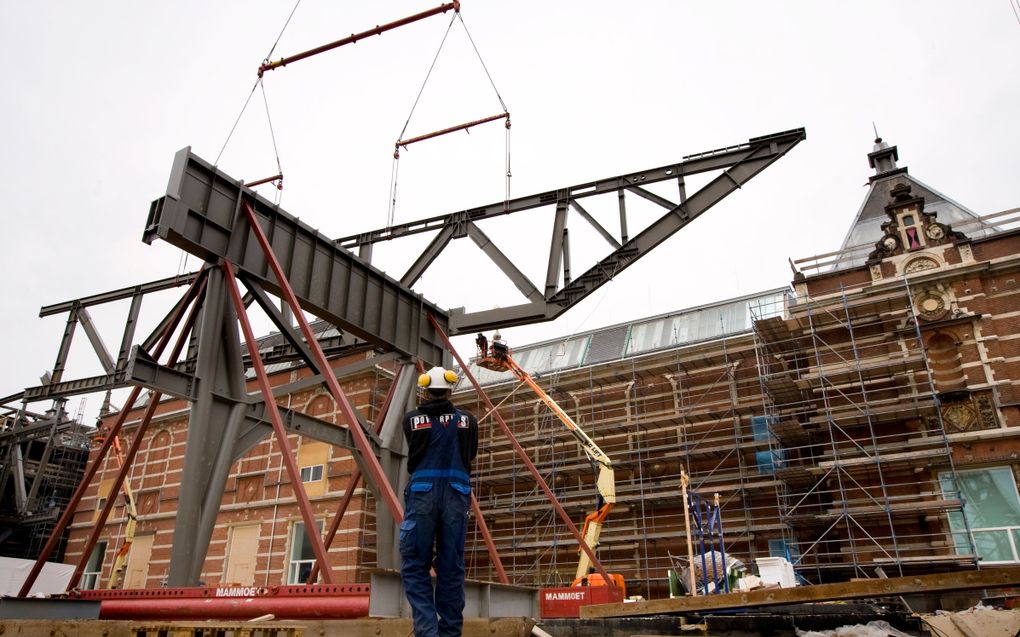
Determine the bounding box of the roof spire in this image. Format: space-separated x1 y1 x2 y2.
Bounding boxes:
867 127 900 179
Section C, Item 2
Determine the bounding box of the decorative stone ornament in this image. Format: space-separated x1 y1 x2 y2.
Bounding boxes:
942 402 978 432
904 256 940 274
925 224 946 241
915 290 948 321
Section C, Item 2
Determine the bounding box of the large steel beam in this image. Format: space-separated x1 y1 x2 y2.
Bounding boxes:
337 128 806 335
39 272 199 317
169 267 246 586
17 372 127 404
144 147 448 366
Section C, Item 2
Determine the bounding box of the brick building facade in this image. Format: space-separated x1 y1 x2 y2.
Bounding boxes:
64 351 391 589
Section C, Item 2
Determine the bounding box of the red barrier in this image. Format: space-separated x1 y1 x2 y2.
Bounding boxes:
72 585 370 620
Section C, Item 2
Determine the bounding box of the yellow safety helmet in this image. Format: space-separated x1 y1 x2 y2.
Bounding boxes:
418 366 459 390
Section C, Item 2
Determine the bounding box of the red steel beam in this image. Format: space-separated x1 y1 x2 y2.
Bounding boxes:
244 174 283 189
223 261 336 585
18 269 209 597
240 200 405 522
68 284 205 589
74 584 370 620
426 314 616 588
470 492 509 584
307 365 406 584
395 112 509 156
258 2 460 77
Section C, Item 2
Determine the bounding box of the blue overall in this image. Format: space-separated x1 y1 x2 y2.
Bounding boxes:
400 410 471 637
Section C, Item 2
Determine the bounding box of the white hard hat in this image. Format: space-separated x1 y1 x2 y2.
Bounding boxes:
418 366 458 390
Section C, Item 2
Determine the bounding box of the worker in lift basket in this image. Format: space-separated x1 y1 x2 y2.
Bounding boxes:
400 366 479 637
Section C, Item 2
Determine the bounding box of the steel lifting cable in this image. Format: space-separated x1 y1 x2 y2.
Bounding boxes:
388 7 512 225
186 2 301 279
251 82 285 203
388 10 459 226
458 9 512 209
215 0 301 180
214 0 301 168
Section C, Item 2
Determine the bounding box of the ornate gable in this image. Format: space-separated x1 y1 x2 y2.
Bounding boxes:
867 183 970 270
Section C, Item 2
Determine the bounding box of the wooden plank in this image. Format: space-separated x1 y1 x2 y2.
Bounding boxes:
581 566 1020 618
303 618 535 637
0 618 534 637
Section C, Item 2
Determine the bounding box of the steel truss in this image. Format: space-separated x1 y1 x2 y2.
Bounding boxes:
340 128 806 334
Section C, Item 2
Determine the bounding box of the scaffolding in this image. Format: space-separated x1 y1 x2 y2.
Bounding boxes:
0 400 91 560
461 291 794 599
751 277 976 584
459 274 990 597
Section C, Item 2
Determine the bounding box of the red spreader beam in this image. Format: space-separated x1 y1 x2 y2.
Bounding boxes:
258 2 461 77
395 112 509 157
245 174 283 189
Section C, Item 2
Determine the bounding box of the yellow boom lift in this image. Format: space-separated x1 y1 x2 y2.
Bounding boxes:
104 431 138 589
477 334 622 590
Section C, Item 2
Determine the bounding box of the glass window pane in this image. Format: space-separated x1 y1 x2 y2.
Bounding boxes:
290 521 322 561
85 541 106 572
291 522 307 560
958 468 1020 528
973 530 1014 563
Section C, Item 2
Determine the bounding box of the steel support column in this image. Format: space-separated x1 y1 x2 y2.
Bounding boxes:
167 266 251 586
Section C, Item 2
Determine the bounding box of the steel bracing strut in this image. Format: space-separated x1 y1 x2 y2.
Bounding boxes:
18 269 209 596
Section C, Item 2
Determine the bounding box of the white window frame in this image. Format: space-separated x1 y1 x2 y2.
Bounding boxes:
82 540 108 590
300 464 323 483
287 519 324 584
941 467 1020 564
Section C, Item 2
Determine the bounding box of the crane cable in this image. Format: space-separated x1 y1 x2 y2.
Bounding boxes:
213 0 301 169
388 9 512 226
259 81 285 206
457 11 512 210
185 1 301 278
388 11 458 227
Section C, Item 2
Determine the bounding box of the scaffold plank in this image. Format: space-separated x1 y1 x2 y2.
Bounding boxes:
581 566 1020 618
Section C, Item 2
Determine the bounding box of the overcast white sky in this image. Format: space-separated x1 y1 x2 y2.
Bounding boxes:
1 1 1018 421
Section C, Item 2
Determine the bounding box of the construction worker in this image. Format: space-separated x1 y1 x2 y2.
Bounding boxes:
400 366 479 637
475 332 488 358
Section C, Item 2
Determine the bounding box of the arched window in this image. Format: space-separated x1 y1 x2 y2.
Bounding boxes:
306 395 335 423
142 429 173 490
